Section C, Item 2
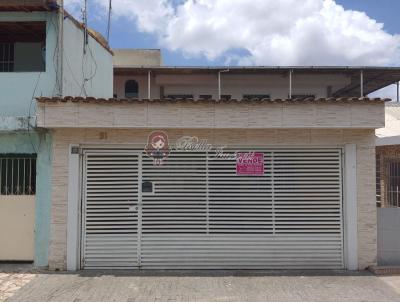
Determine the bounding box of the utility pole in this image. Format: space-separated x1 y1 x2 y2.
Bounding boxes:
107 0 112 44
83 0 88 53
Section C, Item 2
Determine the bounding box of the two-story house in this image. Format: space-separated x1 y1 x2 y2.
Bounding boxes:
36 53 400 271
0 0 113 267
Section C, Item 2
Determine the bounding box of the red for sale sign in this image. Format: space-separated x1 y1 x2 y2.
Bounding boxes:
236 152 264 175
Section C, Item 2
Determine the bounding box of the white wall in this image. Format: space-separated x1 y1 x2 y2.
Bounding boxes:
62 17 113 98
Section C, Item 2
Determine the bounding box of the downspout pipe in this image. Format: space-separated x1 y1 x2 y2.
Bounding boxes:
289 69 293 99
147 70 151 99
360 70 364 97
218 69 230 99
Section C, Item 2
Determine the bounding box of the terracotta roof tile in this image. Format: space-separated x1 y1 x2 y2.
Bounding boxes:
36 97 390 104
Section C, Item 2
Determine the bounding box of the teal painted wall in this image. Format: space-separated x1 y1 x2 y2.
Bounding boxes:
0 10 113 268
0 12 59 119
0 131 52 267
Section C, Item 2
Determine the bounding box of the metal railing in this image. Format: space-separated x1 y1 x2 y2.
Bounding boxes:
0 156 36 195
0 43 14 72
386 161 400 207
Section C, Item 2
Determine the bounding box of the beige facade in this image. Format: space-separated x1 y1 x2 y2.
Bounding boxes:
0 195 35 260
37 100 384 129
113 49 162 68
48 127 376 270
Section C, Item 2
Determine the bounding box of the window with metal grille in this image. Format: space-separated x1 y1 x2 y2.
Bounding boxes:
243 94 270 99
0 43 14 72
290 94 315 99
220 94 231 100
199 94 212 100
0 22 46 72
125 80 139 98
166 94 194 99
376 154 381 206
0 155 36 195
386 160 400 207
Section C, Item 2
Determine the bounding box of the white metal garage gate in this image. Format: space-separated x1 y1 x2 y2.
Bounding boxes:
81 147 344 269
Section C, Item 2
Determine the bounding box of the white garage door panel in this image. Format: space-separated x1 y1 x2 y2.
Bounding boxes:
82 148 343 269
83 153 140 269
140 234 342 269
139 148 343 269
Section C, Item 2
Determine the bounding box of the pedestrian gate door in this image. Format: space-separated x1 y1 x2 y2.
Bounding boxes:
82 148 344 269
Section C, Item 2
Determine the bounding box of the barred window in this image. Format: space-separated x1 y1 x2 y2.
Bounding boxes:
125 80 139 98
0 43 14 72
376 154 381 206
290 94 315 99
166 94 194 99
0 155 36 195
243 94 270 99
220 94 231 100
386 160 400 207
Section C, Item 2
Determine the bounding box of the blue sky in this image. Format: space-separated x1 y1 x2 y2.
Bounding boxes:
67 0 400 66
335 0 400 36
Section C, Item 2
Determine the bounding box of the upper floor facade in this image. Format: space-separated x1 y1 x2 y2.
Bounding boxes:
113 66 400 101
0 2 113 130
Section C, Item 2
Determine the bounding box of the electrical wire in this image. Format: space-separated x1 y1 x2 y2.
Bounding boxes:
27 71 42 154
26 10 55 155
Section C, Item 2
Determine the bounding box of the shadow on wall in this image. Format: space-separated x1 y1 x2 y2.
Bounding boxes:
378 208 400 266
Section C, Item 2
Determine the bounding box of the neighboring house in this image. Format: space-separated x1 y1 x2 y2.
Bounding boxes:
376 102 400 266
0 0 113 267
36 65 400 271
112 49 162 98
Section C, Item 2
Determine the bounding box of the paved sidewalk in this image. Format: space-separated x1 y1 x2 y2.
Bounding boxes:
1 266 400 302
0 264 36 302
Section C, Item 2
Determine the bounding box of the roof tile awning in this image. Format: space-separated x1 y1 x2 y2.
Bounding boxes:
36 96 385 129
36 96 390 104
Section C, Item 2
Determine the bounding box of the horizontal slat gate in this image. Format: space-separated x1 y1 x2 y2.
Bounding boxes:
82 147 343 269
82 152 140 269
140 148 343 269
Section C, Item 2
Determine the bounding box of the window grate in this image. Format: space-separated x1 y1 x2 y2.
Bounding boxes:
0 156 36 195
125 80 139 98
166 94 194 99
376 154 381 205
386 160 400 207
290 94 315 99
243 94 270 99
0 43 14 72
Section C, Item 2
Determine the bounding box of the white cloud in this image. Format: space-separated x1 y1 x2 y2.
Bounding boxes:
63 0 83 17
64 0 400 66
